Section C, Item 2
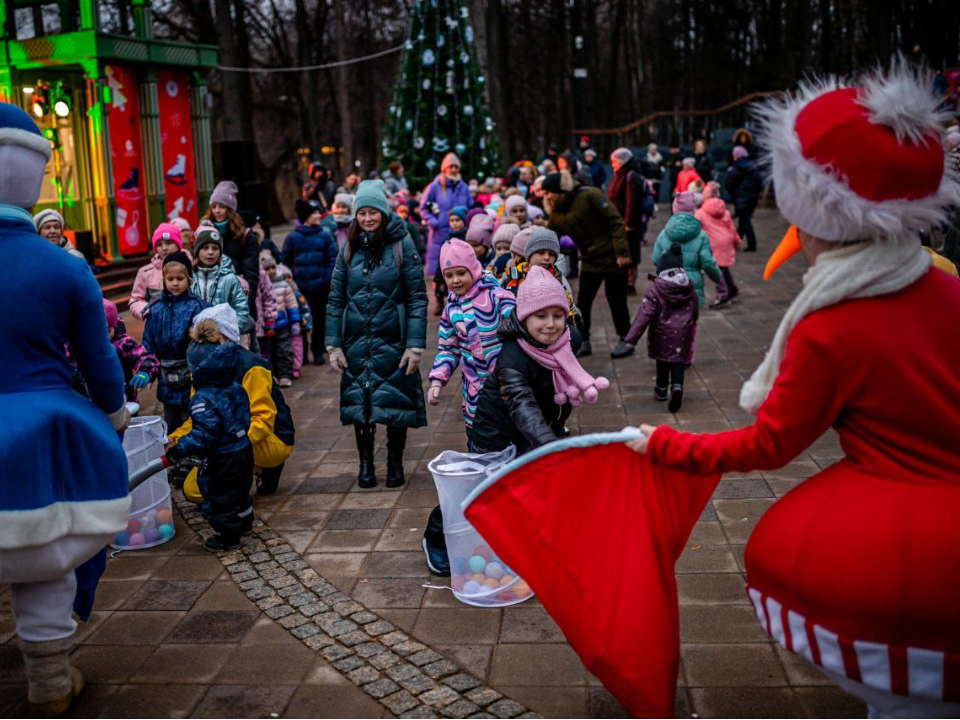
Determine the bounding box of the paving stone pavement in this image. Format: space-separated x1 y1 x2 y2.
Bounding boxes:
0 208 868 718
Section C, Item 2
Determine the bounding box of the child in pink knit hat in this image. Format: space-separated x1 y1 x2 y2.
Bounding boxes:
428 239 516 431
128 223 190 320
470 266 608 455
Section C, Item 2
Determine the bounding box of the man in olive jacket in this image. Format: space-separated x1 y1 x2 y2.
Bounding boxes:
543 170 632 356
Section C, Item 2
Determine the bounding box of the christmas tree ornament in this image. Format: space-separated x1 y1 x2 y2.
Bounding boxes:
422 78 432 90
404 119 414 131
437 104 448 116
414 136 425 149
463 105 474 116
455 143 467 155
423 48 436 66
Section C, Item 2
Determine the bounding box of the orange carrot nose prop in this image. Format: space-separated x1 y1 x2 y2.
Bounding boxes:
763 225 803 280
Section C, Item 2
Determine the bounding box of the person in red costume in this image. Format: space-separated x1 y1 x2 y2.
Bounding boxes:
629 61 960 718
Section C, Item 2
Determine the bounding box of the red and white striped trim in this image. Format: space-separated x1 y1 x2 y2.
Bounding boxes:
747 585 960 702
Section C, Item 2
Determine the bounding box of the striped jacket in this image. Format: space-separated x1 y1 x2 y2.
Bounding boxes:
429 273 516 427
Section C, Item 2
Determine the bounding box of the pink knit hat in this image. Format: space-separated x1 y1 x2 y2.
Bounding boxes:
702 181 722 200
103 298 119 330
152 222 183 251
672 191 697 214
439 238 483 282
517 265 568 321
466 213 495 248
511 227 535 257
493 222 521 248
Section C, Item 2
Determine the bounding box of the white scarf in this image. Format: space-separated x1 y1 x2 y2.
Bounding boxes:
740 236 931 415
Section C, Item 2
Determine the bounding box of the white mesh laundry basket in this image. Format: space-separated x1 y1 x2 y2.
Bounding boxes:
111 416 175 550
428 447 534 607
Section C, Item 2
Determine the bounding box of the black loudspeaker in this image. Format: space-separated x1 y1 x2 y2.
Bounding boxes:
73 230 94 263
215 140 268 219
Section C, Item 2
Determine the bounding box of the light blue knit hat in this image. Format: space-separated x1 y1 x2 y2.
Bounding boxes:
354 179 390 216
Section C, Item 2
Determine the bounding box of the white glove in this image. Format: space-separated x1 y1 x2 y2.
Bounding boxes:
399 348 423 376
427 382 442 406
328 347 347 374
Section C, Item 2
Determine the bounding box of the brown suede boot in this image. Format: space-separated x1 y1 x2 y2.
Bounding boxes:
18 635 84 717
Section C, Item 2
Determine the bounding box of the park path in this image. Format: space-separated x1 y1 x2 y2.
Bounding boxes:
0 208 866 719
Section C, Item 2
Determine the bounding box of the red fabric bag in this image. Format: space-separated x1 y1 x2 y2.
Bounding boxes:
464 431 720 717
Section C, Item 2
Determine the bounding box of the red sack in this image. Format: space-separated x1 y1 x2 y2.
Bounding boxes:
464 431 721 718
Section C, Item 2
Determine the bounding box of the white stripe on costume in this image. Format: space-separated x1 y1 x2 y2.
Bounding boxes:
813 625 846 676
908 647 945 700
788 611 811 661
746 585 951 702
765 596 786 645
748 587 765 626
855 640 892 692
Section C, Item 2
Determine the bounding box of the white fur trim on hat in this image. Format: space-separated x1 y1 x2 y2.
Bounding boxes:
756 61 960 242
0 127 52 161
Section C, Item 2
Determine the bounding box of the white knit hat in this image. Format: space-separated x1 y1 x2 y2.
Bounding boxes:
192 304 239 344
34 208 65 231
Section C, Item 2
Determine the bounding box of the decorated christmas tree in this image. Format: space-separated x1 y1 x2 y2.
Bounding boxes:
382 0 501 187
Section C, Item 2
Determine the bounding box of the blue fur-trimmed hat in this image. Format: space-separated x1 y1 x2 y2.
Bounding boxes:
0 102 52 208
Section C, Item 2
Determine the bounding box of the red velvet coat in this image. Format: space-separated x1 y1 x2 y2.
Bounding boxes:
650 269 960 701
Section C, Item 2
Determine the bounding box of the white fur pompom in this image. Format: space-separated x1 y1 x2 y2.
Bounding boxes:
858 56 951 144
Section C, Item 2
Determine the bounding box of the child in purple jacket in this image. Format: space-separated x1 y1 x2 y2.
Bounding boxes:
613 242 698 412
103 299 159 403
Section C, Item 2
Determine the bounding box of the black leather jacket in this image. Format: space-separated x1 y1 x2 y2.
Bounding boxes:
471 313 581 454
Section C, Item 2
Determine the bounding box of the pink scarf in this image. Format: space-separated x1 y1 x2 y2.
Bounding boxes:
517 329 609 407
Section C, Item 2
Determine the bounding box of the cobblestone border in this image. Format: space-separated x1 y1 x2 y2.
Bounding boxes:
173 490 539 719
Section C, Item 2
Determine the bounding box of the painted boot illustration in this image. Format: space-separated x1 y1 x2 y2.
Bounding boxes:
165 154 187 186
118 168 142 201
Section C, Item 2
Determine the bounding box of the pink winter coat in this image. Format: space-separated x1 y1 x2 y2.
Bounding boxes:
695 198 741 267
255 268 278 336
129 251 193 319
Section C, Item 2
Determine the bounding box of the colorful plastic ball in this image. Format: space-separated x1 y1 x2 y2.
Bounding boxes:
158 523 175 539
482 578 499 589
463 580 482 595
451 576 466 593
144 528 162 544
470 573 486 584
129 533 146 546
513 580 531 597
499 574 515 586
468 555 487 574
126 518 141 534
472 545 493 562
497 589 515 602
484 562 504 580
113 531 130 546
157 508 173 525
451 557 470 575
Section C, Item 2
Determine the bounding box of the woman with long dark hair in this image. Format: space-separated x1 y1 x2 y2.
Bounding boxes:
325 180 428 489
202 181 261 322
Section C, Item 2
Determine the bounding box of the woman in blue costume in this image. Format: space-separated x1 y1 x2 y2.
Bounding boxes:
0 103 130 715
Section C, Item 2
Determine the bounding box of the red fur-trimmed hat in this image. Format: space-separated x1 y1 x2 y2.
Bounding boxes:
758 58 959 242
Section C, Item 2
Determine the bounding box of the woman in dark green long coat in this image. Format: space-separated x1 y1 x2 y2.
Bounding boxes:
325 180 428 489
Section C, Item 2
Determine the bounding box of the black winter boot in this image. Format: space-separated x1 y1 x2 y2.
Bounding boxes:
355 423 377 488
386 426 407 488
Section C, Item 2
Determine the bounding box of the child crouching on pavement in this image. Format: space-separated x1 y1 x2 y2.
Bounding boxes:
103 299 158 404
610 243 698 412
422 266 607 575
165 320 254 552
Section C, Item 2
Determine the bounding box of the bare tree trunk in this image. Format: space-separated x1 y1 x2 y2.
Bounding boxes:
295 0 320 158
214 0 251 141
332 0 355 176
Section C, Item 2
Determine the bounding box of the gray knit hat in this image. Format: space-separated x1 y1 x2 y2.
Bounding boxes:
523 227 561 261
611 147 633 164
194 226 223 252
210 180 238 211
